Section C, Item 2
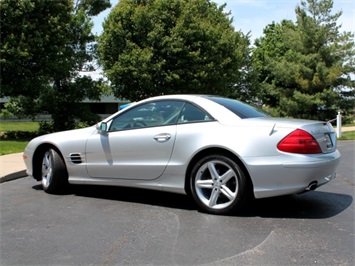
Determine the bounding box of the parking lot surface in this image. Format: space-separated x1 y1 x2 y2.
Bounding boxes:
1 141 354 265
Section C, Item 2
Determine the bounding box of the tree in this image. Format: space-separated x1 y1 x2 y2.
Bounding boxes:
98 0 251 101
253 0 354 120
0 0 111 131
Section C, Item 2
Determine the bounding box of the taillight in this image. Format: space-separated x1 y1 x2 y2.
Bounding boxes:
277 129 322 154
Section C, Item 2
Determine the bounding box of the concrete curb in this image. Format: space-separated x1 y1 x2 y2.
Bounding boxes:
0 170 27 183
0 152 27 183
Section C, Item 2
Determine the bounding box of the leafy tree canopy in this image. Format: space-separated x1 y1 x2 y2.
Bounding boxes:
98 0 252 101
0 0 111 131
253 0 354 120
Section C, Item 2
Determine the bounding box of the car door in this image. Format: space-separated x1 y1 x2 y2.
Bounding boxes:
85 100 185 180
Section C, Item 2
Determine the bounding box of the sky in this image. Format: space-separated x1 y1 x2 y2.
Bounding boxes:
92 0 355 43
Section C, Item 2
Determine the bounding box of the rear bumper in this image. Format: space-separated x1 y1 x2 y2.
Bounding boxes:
244 150 341 199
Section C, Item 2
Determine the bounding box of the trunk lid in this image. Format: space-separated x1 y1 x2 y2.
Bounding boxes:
298 121 337 153
235 117 337 154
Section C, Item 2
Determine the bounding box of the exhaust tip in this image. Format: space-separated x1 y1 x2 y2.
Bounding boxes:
306 181 318 191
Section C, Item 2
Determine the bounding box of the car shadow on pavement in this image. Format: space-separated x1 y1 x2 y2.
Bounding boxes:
240 191 353 219
32 184 198 211
32 184 353 219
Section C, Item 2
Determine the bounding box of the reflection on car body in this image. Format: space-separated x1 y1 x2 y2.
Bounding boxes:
23 95 341 215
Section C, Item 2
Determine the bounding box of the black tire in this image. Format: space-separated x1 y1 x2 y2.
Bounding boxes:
190 154 248 215
41 148 68 194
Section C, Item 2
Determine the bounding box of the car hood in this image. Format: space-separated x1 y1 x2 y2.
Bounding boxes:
25 126 97 151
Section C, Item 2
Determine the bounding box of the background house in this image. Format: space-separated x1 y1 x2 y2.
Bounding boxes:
0 95 128 121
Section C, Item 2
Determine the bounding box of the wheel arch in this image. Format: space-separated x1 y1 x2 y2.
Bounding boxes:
32 143 66 181
184 147 254 197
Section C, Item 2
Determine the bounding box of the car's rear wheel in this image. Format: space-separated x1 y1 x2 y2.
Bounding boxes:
190 154 248 215
41 148 68 193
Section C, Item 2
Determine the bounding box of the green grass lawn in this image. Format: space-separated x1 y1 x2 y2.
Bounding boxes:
339 130 355 141
0 139 30 155
0 121 39 132
0 121 39 155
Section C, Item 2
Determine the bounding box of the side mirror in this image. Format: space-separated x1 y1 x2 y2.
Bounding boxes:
97 122 108 133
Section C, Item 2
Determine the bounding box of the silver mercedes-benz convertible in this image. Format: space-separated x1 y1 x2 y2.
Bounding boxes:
23 95 341 214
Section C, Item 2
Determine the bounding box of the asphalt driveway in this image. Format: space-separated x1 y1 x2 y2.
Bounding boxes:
0 141 354 265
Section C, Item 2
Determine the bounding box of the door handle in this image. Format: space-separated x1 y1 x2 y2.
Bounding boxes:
153 133 171 142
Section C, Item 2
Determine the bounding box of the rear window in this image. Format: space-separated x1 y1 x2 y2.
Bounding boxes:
206 96 269 119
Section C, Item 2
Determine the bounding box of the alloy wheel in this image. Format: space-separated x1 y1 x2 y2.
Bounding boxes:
194 159 239 210
41 151 53 189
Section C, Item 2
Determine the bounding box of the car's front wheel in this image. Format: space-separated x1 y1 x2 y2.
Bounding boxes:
190 154 249 215
41 148 68 193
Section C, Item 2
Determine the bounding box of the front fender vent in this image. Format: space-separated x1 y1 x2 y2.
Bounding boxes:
69 153 83 164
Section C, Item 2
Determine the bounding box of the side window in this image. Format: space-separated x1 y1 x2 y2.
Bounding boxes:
109 100 185 131
178 103 213 123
